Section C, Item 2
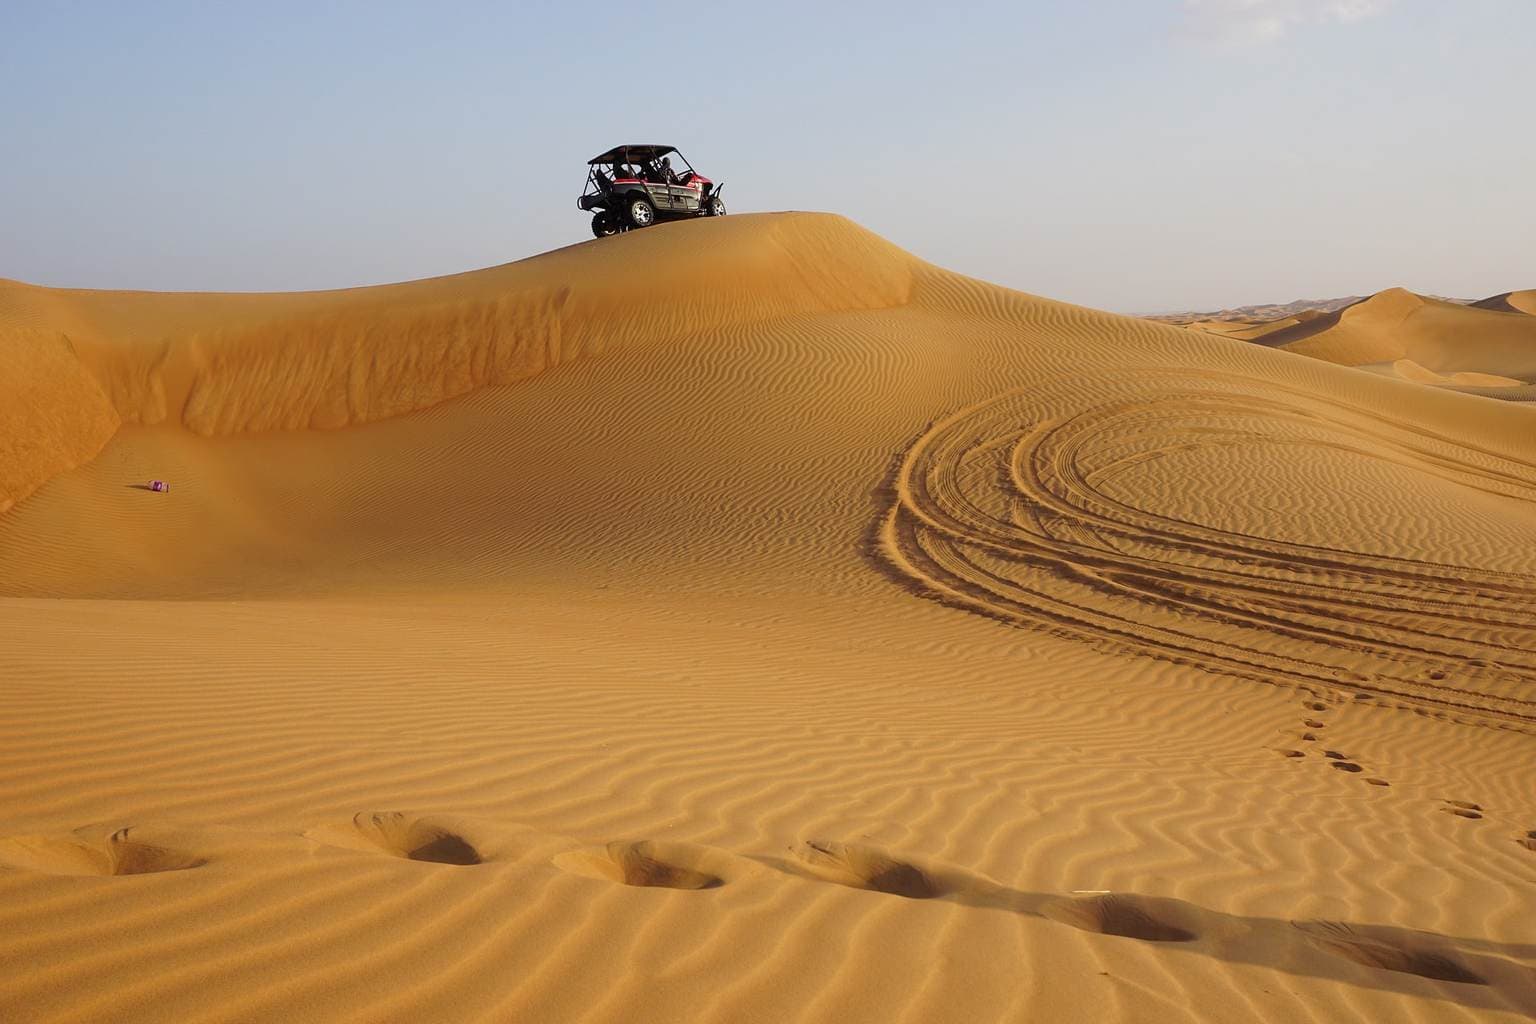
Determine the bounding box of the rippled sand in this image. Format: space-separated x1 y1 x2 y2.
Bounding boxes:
3 214 1534 1022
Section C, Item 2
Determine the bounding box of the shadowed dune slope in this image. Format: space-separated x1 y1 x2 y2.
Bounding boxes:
3 214 1536 1024
1470 289 1536 316
1256 287 1536 385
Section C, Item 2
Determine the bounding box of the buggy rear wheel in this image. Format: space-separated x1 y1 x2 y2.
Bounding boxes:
626 197 656 228
591 212 620 238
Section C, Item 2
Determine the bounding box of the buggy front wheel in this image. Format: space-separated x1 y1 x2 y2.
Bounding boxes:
626 197 656 228
705 195 726 217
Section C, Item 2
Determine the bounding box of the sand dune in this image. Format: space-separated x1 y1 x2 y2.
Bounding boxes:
0 216 910 511
3 214 1535 1022
1251 287 1536 388
1157 287 1536 398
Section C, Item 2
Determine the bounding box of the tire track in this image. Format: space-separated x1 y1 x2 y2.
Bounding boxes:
880 371 1536 726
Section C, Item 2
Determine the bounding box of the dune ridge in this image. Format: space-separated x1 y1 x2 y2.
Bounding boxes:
0 214 912 508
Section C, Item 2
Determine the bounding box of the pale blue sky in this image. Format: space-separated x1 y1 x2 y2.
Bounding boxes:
2 0 1531 311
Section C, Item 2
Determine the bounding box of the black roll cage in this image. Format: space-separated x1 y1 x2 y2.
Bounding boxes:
582 146 698 198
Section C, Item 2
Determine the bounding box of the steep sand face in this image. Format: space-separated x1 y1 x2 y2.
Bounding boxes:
0 324 119 513
1258 287 1536 385
3 214 1535 1023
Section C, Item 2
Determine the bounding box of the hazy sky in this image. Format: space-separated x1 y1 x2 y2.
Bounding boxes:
3 0 1531 311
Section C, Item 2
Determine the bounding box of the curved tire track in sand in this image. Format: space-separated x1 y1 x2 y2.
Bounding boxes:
881 370 1536 726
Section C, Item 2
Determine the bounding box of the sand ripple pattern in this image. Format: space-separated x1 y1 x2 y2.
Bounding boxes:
881 371 1536 725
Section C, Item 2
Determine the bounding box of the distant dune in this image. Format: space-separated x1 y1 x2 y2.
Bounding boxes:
1470 289 1536 316
3 214 1535 1023
1145 294 1366 325
1155 285 1536 399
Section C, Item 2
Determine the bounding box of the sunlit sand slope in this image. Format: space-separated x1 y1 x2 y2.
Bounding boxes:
0 214 910 508
2 214 1535 1023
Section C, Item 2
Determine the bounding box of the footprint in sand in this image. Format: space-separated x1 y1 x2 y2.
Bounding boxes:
792 840 948 899
553 840 727 890
1296 921 1485 985
1042 893 1200 943
1517 831 1536 852
1315 750 1384 782
0 827 203 877
1304 701 1330 712
1440 800 1483 820
1304 719 1326 730
1277 749 1306 759
311 812 485 865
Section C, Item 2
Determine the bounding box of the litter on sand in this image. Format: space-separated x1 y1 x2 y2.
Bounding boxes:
147 480 170 493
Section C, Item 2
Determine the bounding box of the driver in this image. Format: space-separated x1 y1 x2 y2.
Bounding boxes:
658 156 678 184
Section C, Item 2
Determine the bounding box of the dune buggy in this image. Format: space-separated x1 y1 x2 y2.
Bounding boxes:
578 144 726 237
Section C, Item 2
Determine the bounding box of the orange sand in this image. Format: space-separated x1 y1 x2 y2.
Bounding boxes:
2 214 1534 1023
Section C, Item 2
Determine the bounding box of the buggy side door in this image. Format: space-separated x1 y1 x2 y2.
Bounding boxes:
670 177 701 213
646 182 675 213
